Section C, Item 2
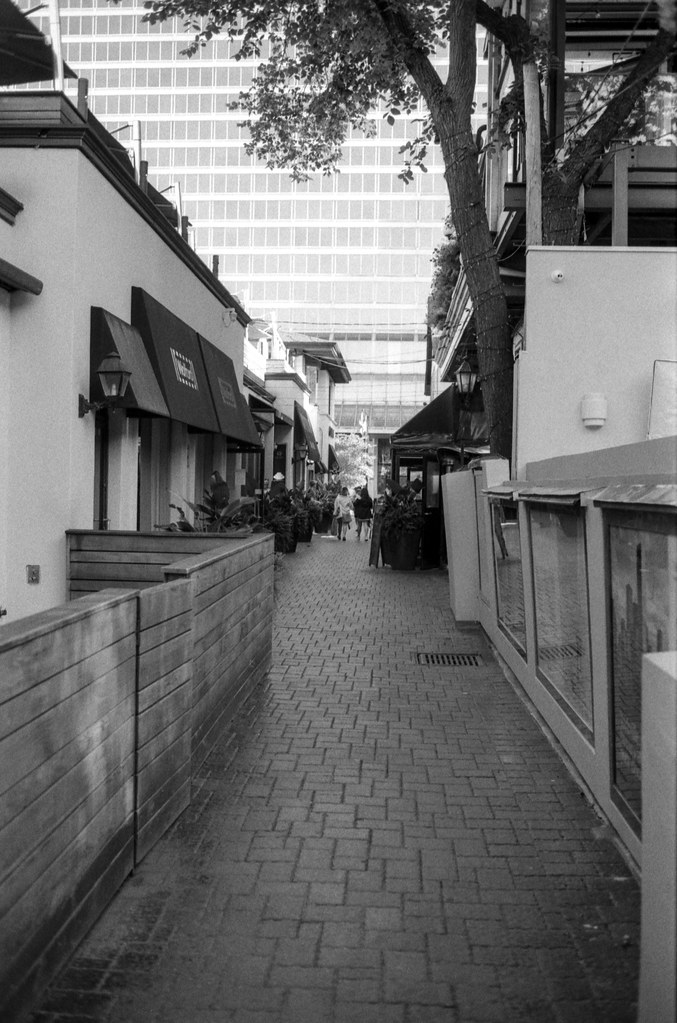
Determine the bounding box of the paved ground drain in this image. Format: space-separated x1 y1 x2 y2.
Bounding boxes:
416 652 484 666
538 642 583 661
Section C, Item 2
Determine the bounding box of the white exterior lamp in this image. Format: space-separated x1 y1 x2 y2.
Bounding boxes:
580 392 608 429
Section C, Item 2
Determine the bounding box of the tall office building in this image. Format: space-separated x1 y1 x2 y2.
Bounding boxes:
34 2 487 433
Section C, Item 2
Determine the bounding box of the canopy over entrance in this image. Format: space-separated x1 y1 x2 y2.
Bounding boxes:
390 386 489 456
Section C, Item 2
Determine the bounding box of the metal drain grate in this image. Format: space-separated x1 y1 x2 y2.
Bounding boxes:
417 652 484 667
538 643 582 662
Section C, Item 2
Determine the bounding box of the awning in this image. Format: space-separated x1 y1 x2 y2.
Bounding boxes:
198 335 262 450
0 0 76 85
275 409 293 427
90 307 169 418
593 483 677 508
328 444 340 472
315 460 328 474
294 401 321 462
251 409 275 434
483 484 520 501
132 287 220 432
517 486 587 506
391 387 489 452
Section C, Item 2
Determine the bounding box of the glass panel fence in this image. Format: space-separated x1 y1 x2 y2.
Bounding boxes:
608 510 677 830
529 504 593 737
492 499 526 654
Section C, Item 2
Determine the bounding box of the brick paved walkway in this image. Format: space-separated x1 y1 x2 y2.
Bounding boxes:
31 535 640 1023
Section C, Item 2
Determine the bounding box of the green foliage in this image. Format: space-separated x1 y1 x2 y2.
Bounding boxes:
380 480 424 537
140 0 442 181
428 213 461 337
306 480 339 517
262 488 297 552
157 483 256 533
333 433 372 491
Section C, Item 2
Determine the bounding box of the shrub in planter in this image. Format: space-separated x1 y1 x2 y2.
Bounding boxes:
156 471 257 535
305 481 339 532
294 508 314 543
264 489 299 553
380 481 424 571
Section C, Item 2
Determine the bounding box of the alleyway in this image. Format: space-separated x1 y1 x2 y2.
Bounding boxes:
31 535 640 1023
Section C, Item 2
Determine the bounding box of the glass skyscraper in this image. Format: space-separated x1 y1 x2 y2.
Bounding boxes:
34 1 487 427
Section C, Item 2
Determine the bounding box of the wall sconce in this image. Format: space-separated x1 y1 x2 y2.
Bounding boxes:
294 443 308 461
79 351 132 417
580 393 607 429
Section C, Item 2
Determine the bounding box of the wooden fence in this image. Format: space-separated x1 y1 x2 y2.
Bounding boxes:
0 531 274 1022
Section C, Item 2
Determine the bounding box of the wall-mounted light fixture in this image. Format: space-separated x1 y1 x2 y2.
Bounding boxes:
294 443 309 461
453 359 479 466
580 392 607 429
79 351 132 417
454 359 479 397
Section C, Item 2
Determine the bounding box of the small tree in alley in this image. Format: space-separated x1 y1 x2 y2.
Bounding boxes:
334 431 373 492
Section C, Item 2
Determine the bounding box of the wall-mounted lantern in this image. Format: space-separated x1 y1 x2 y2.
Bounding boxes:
79 351 132 417
454 359 479 396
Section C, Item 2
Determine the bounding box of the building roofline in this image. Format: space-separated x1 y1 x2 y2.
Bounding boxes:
0 90 250 325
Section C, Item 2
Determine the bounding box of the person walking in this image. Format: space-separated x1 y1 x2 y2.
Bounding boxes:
353 486 373 541
333 486 354 541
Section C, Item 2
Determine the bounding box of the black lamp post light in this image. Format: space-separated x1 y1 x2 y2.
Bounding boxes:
79 351 132 417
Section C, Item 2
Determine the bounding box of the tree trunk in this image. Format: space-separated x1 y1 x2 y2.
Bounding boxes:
439 1 513 460
437 118 513 460
542 168 581 245
386 0 514 460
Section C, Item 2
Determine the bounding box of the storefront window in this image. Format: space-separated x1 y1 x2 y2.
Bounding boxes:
608 510 677 830
492 499 526 654
529 504 592 736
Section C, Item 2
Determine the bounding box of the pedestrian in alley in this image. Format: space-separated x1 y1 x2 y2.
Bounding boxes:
353 485 373 541
333 485 353 541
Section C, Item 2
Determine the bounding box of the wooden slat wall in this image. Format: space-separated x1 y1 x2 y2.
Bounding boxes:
164 534 275 772
135 579 193 864
0 591 138 1023
0 533 275 1020
67 530 246 598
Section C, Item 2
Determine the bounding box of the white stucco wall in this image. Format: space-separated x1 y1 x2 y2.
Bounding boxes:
515 246 677 478
1 142 245 623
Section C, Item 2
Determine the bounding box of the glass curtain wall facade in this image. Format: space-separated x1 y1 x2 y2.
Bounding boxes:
43 2 488 418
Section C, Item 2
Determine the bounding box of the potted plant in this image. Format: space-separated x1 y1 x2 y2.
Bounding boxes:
263 489 298 553
156 471 257 534
380 481 424 571
308 482 339 533
290 488 321 543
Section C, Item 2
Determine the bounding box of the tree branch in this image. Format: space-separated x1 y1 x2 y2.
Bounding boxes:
475 0 531 58
560 27 676 187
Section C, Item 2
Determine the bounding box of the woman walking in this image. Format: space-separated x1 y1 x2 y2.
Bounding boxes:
333 486 354 541
353 486 373 541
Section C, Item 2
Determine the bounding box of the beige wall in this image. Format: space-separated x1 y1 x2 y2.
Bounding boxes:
1 145 245 623
516 246 677 478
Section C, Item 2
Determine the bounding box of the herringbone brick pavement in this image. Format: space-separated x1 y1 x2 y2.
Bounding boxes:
30 535 640 1023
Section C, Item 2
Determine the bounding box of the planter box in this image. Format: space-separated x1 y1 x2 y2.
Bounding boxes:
387 529 422 571
0 531 274 1023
